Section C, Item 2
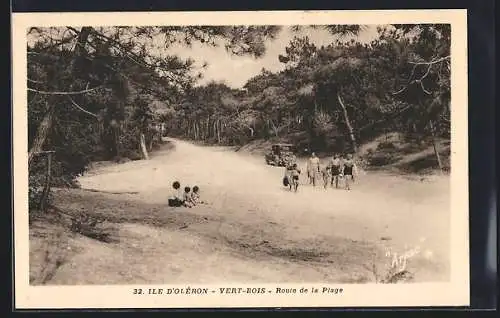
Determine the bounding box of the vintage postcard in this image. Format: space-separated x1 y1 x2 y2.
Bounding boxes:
12 10 469 309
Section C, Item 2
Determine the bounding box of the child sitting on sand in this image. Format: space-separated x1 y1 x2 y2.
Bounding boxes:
190 185 206 205
182 186 194 208
168 181 184 207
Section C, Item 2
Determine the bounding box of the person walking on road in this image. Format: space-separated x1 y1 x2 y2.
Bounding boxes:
289 163 301 192
329 153 343 189
307 152 321 187
321 163 331 189
341 153 357 190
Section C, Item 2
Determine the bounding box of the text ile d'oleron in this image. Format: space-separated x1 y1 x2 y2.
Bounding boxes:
132 287 344 296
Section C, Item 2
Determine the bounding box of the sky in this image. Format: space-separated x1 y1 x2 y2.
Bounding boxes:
164 26 381 89
27 25 382 89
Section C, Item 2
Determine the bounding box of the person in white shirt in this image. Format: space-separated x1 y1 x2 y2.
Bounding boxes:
307 152 321 186
168 181 184 207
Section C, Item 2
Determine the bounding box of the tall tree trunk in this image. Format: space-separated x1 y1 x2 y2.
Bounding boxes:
206 115 210 140
28 101 55 166
217 119 221 143
221 120 225 140
269 119 279 137
38 151 54 212
205 118 208 140
213 118 216 140
140 133 149 160
203 119 207 140
191 120 194 139
429 120 444 173
200 120 204 140
194 121 199 140
113 124 120 157
148 130 153 151
71 27 92 74
213 120 217 143
29 27 92 166
201 119 205 140
197 121 200 140
337 92 358 153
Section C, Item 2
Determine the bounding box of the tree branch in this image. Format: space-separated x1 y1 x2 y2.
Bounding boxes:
28 78 44 84
392 86 408 95
82 28 185 84
419 81 432 94
409 55 450 65
28 86 104 95
39 34 78 51
392 62 418 95
67 96 99 118
393 56 449 95
81 40 186 99
28 49 177 102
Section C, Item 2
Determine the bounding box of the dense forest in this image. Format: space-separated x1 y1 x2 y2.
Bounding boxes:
167 25 450 153
27 25 451 211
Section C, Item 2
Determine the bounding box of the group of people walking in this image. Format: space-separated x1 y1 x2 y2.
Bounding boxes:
283 152 358 192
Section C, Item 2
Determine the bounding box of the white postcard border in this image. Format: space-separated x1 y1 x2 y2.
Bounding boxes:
12 10 469 309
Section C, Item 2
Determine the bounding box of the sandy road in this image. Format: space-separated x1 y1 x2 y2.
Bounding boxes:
47 138 450 284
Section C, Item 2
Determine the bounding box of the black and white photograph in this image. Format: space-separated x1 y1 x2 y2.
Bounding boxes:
13 10 469 308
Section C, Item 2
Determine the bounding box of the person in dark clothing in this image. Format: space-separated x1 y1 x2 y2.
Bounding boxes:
329 153 343 188
168 181 184 207
341 154 357 190
284 163 301 192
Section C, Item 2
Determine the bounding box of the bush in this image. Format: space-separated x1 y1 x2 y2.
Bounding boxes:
29 155 52 211
366 152 400 166
70 213 117 243
29 173 47 210
377 141 397 150
397 154 444 174
127 151 143 161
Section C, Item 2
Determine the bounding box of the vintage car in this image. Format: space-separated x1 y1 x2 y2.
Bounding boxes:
265 143 297 167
